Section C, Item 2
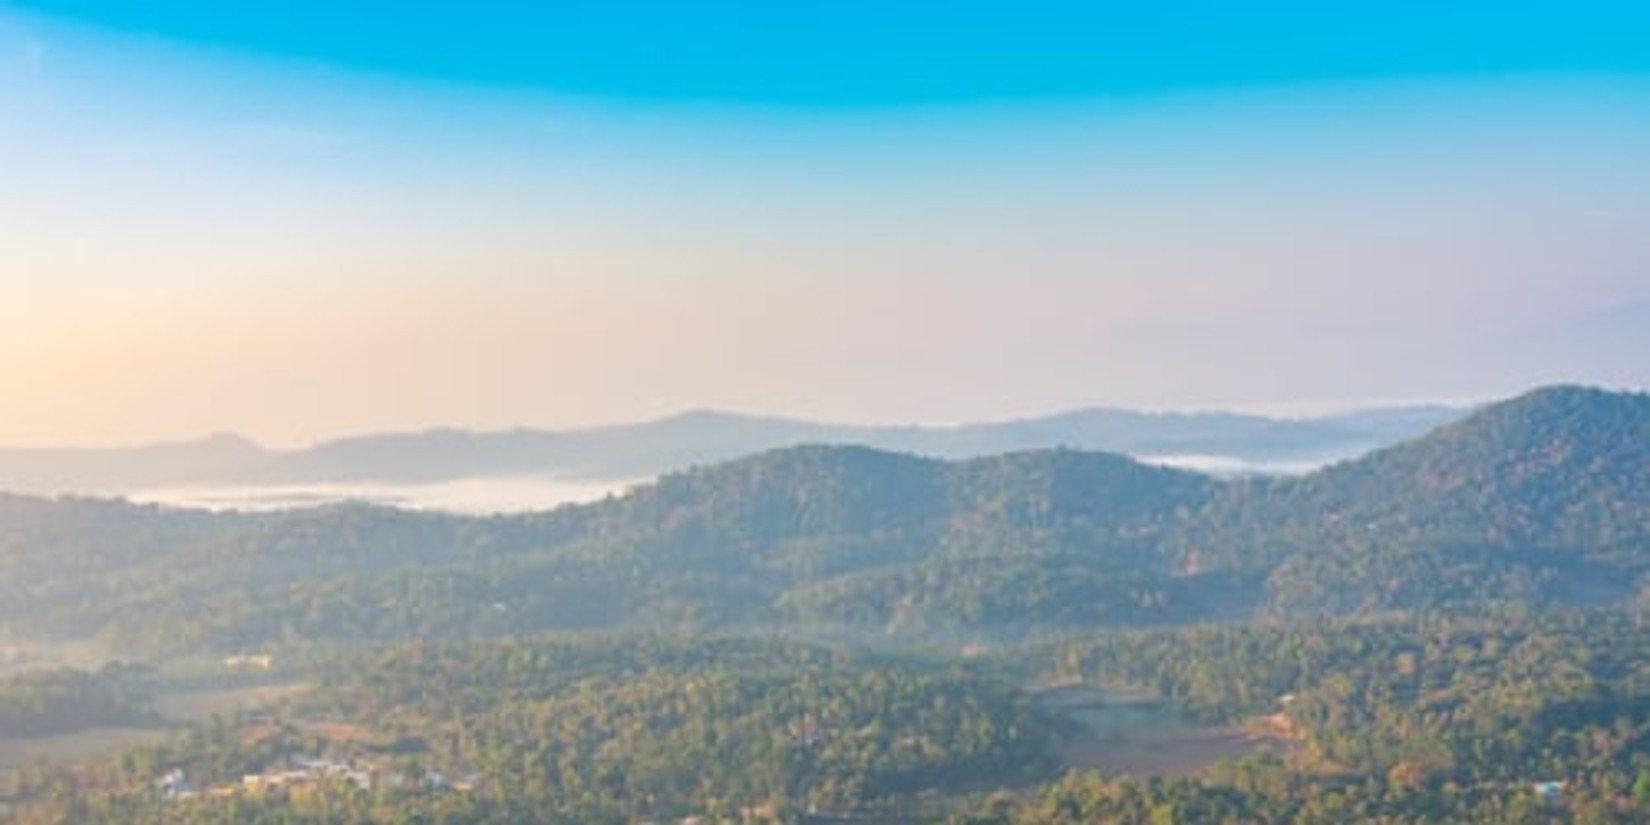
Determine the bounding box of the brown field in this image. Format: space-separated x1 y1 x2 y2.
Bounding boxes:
293 719 376 742
1038 684 1283 778
1053 724 1266 777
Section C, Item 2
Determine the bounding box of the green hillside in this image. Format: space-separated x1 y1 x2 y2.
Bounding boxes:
0 386 1645 655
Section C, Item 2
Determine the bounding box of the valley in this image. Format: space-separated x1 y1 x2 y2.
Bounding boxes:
1 384 1648 823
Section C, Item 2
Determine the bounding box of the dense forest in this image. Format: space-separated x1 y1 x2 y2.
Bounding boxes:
1 636 1053 823
5 613 1650 823
2 385 1650 823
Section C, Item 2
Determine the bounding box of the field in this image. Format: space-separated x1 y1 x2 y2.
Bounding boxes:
1038 684 1279 778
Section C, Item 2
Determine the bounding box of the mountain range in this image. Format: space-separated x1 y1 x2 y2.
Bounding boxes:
0 385 1644 656
0 403 1464 497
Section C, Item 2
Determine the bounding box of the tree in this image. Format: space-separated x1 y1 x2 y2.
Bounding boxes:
1632 770 1650 806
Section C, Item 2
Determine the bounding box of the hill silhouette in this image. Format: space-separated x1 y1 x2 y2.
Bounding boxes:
0 404 1461 496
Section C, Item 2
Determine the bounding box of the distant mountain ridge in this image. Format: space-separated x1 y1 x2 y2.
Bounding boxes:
0 384 1644 654
0 402 1464 496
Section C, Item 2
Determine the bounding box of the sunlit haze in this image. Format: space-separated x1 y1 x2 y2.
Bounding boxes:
3 2 1648 447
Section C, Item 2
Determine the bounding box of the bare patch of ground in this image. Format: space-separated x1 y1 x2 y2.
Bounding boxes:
1053 724 1264 778
292 719 375 742
1036 683 1289 778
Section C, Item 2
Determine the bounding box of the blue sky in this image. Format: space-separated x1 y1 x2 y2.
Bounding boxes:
1 2 1648 445
12 1 1650 104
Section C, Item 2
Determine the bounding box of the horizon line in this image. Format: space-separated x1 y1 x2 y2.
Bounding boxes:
0 386 1549 453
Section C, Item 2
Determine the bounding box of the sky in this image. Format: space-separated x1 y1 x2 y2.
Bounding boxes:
2 1 1648 447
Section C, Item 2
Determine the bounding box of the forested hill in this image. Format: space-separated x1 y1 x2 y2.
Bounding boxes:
1161 385 1650 614
1292 384 1649 551
0 385 1645 655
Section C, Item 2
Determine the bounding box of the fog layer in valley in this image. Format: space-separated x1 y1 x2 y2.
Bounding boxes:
125 476 638 514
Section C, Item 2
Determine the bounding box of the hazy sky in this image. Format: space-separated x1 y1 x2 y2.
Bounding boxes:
3 2 1649 446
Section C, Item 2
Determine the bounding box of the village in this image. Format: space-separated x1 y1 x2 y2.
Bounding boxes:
159 755 479 802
